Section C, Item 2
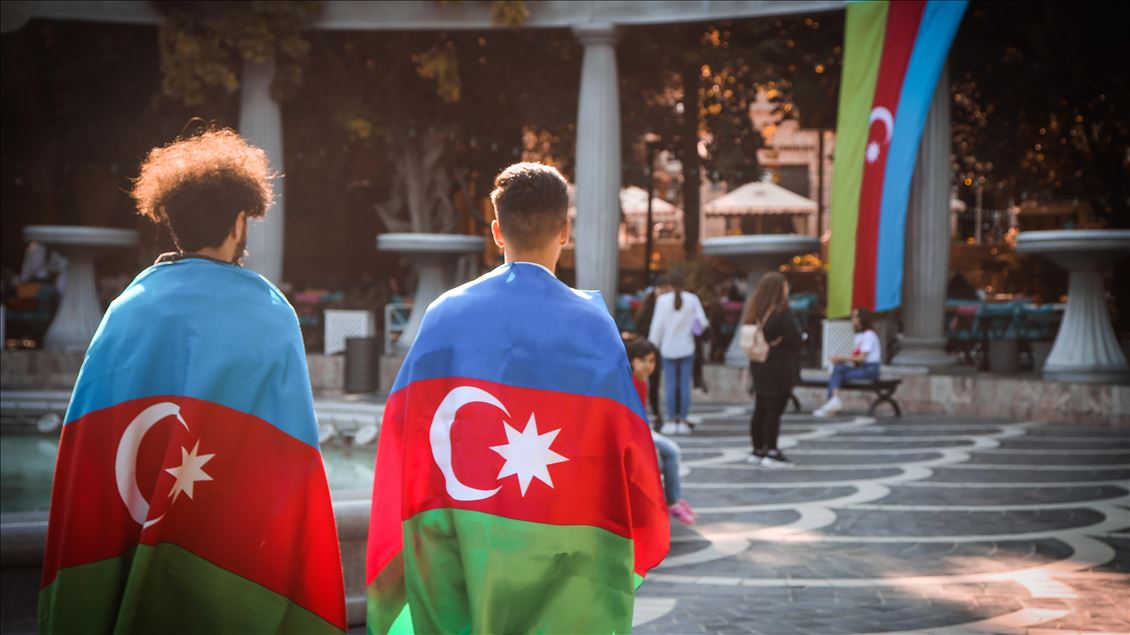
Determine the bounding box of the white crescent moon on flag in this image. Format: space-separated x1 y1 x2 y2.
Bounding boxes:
869 106 894 143
114 402 188 528
430 386 506 502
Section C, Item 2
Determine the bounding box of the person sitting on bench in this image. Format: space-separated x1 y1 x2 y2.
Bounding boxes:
815 309 881 416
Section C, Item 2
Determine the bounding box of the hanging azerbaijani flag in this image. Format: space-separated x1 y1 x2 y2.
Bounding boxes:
366 262 670 634
827 0 967 318
39 258 346 634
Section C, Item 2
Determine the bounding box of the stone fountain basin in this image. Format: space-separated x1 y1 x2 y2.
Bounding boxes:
701 234 820 260
376 232 485 254
1014 229 1130 254
24 225 138 249
702 235 820 274
1015 229 1130 268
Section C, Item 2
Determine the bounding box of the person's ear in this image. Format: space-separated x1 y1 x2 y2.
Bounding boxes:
491 219 505 249
232 211 247 240
559 218 570 245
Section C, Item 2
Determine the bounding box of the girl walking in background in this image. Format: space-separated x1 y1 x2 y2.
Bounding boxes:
649 272 709 435
746 273 802 467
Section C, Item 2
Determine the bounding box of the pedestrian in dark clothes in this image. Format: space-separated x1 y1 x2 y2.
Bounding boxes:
745 272 802 467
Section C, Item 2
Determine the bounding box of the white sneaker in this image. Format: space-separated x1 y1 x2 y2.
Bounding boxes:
660 422 677 435
676 422 693 435
760 451 795 468
814 397 843 417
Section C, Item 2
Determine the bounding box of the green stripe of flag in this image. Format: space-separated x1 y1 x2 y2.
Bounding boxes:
369 507 638 634
367 551 409 635
827 0 890 318
39 544 340 635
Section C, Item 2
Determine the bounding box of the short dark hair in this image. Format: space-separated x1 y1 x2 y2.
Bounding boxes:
131 128 274 252
490 162 569 249
626 337 658 362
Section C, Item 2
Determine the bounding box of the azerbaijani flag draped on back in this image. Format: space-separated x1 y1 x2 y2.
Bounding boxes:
827 0 967 317
367 262 670 634
40 257 346 634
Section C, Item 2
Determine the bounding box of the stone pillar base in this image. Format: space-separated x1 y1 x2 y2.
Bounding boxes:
1043 366 1130 384
891 335 957 369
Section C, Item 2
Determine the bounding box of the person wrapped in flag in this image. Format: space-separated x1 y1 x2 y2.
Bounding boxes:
366 163 670 634
39 128 346 634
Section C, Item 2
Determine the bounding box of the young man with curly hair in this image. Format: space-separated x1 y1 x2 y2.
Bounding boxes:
39 129 346 634
366 163 670 634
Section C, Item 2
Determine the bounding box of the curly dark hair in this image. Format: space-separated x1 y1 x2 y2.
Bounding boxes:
131 128 274 252
490 162 569 249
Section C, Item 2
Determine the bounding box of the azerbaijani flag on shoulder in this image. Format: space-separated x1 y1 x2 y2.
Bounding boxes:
367 262 670 634
827 0 967 318
39 258 346 634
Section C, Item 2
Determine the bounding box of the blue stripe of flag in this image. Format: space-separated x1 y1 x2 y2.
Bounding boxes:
64 259 321 450
873 0 968 312
391 263 648 423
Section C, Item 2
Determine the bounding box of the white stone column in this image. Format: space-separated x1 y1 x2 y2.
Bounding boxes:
239 58 285 285
573 25 621 311
893 67 957 368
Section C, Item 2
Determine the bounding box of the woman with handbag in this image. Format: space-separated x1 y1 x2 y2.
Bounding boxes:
741 273 802 467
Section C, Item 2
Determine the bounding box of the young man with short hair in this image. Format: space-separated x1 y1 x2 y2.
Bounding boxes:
39 129 346 634
367 162 670 634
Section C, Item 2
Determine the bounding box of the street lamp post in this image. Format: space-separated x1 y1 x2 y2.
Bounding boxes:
643 133 661 283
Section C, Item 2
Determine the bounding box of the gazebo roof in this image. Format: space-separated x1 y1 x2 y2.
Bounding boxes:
703 181 817 216
568 185 682 219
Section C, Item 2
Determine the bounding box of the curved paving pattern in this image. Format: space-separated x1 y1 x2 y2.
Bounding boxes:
633 407 1130 634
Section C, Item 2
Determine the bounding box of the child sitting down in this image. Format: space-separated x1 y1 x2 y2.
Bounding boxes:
627 337 696 525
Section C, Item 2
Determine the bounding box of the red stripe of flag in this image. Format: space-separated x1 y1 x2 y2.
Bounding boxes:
42 396 345 629
368 377 668 583
852 0 927 310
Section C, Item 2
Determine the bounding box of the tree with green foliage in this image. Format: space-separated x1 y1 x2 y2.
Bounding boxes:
618 13 845 256
287 27 580 235
948 1 1129 228
154 1 323 106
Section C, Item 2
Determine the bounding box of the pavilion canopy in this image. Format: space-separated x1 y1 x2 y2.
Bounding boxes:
702 180 817 216
567 185 683 221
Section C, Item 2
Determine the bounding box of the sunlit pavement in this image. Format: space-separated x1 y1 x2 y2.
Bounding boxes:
631 405 1130 634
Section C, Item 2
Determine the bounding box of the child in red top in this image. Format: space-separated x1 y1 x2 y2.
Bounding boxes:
627 338 695 525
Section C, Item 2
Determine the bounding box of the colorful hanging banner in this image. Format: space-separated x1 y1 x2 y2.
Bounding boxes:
827 0 967 318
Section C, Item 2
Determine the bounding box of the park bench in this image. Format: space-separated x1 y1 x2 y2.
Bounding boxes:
788 371 904 417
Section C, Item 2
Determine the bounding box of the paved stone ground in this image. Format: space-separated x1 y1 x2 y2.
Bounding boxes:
631 404 1130 634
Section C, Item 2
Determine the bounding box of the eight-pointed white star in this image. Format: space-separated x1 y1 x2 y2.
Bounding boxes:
866 141 881 163
165 441 215 504
490 414 568 496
